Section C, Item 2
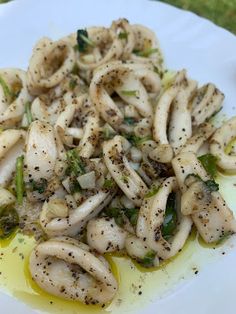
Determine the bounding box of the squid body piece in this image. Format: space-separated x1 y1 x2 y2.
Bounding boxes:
40 190 113 237
90 61 156 126
152 70 186 163
103 135 148 206
136 177 192 260
27 37 75 95
25 120 57 181
0 129 25 186
180 122 216 154
76 26 123 70
29 237 117 304
210 116 236 172
168 78 197 154
87 217 127 253
62 93 100 158
0 69 32 126
111 18 135 59
172 152 236 242
191 83 224 126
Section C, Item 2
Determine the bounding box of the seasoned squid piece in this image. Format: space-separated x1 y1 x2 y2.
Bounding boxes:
27 37 75 95
168 78 197 154
90 61 159 126
57 93 100 157
76 27 123 71
0 129 25 187
131 24 163 70
136 177 192 259
125 234 159 267
180 122 216 154
111 18 135 59
40 190 114 237
103 135 148 206
0 69 32 126
172 152 236 242
87 217 127 253
29 237 117 304
191 83 224 126
210 116 236 172
25 120 57 182
152 70 186 163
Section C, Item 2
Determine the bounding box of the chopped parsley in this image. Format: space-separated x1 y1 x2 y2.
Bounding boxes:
133 48 158 57
76 29 94 52
198 153 218 178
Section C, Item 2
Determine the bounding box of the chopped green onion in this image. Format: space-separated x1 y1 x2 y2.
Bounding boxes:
25 102 33 125
118 32 128 39
103 179 115 189
66 149 85 177
161 192 177 239
102 124 116 140
0 75 12 100
0 206 19 239
198 154 218 178
124 207 139 226
105 207 124 227
204 180 219 192
15 155 24 205
145 185 160 198
124 134 152 146
27 178 48 194
69 78 77 90
120 90 138 97
124 117 136 125
224 138 236 155
139 250 156 268
76 29 94 52
133 48 158 58
69 178 81 193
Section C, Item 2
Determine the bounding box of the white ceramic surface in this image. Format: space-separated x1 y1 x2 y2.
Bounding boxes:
0 0 236 313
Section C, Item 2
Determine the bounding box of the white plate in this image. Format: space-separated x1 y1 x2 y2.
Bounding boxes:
0 0 236 313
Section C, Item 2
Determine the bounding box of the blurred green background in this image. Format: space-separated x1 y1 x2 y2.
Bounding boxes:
0 0 235 34
159 0 236 34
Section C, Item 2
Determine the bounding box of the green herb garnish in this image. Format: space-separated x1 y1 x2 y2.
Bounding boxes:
24 102 33 125
66 149 85 177
69 78 77 90
76 29 94 52
0 75 12 100
103 179 115 189
204 180 219 192
133 48 158 57
198 154 218 178
139 251 156 268
105 207 124 227
120 90 137 97
0 206 19 239
118 32 128 39
124 208 139 226
69 178 81 193
124 134 152 146
145 185 160 198
124 117 136 125
28 178 48 194
15 155 24 205
161 192 177 239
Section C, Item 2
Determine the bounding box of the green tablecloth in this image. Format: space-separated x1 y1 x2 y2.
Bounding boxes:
0 0 235 34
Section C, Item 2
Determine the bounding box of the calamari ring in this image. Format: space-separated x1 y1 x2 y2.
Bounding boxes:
29 237 117 304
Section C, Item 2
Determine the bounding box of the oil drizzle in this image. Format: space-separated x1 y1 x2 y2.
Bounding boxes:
0 173 235 314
